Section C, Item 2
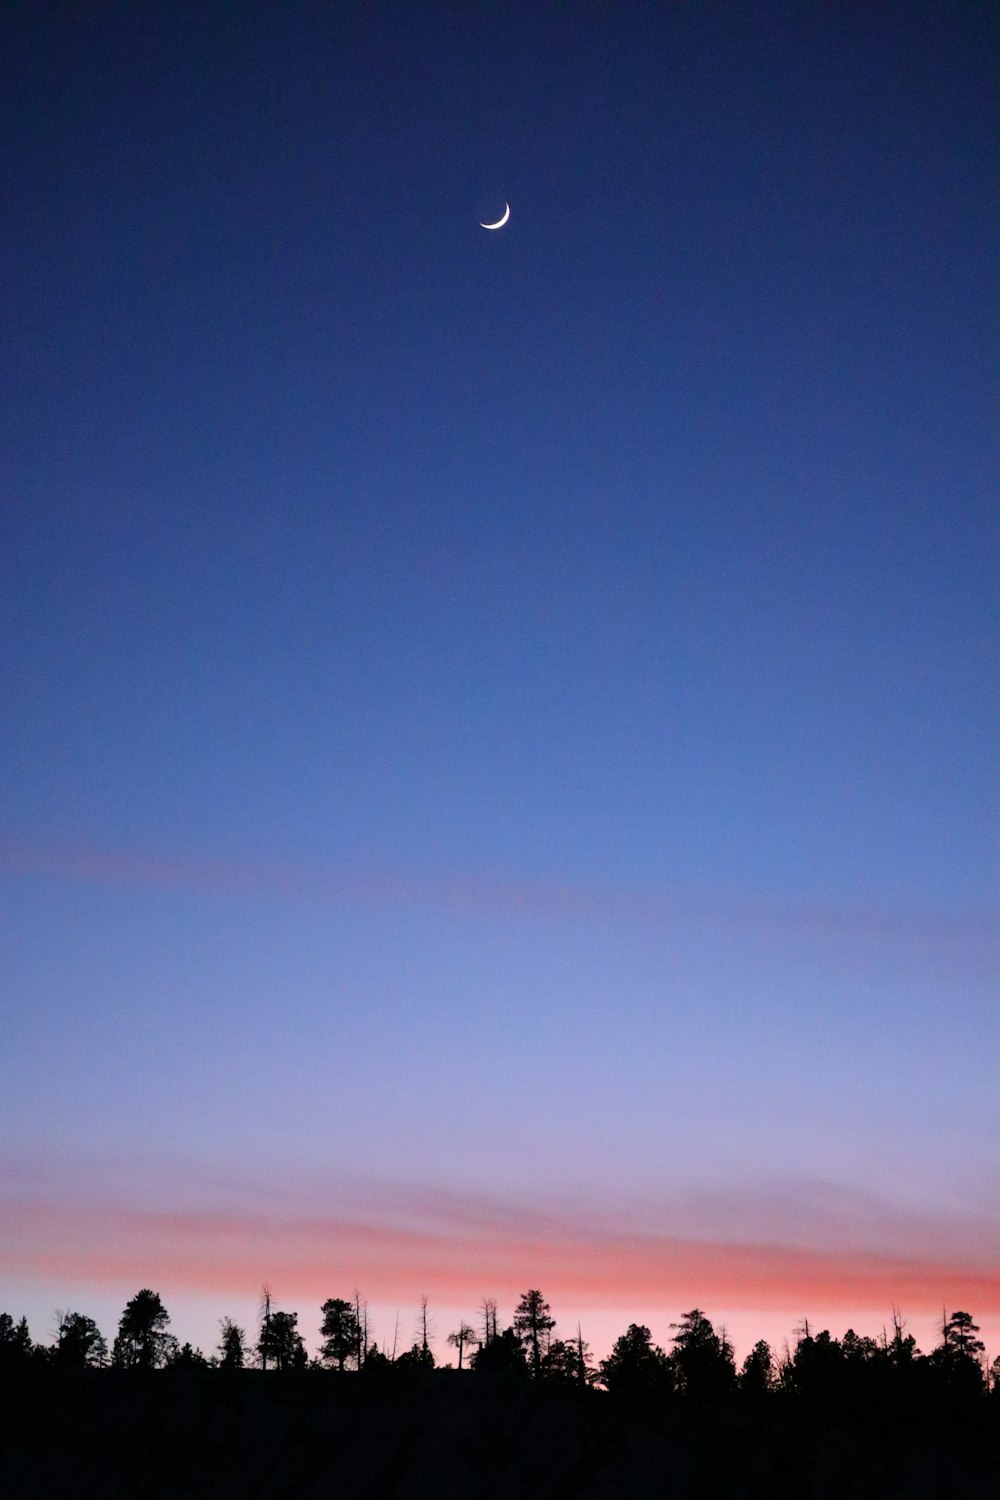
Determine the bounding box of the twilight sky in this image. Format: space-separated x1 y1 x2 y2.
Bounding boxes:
1 2 996 1364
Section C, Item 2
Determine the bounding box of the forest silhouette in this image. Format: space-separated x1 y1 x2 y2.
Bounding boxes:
1 1285 996 1497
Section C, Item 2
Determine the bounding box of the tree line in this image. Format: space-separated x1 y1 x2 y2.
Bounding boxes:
0 1288 995 1413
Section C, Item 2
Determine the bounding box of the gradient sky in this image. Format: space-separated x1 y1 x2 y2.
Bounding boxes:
2 3 996 1365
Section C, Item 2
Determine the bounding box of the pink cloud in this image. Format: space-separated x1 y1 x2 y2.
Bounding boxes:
3 1184 997 1317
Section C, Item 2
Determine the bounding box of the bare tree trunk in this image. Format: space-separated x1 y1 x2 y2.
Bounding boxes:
479 1297 497 1348
353 1290 368 1370
258 1285 272 1373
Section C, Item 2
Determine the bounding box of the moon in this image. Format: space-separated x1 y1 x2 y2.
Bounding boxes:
480 202 510 230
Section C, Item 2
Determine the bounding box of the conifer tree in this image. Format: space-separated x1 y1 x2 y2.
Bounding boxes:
513 1289 555 1378
112 1290 174 1370
320 1297 360 1372
217 1317 247 1369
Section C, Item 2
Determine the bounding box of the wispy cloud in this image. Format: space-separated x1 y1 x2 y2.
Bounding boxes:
2 1155 996 1314
0 837 990 948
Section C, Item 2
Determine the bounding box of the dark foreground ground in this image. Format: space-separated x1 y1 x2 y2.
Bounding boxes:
2 1369 995 1499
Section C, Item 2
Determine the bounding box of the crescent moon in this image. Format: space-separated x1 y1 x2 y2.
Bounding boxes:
480 203 510 230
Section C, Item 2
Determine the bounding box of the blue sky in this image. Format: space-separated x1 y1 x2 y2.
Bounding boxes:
1 2 996 1360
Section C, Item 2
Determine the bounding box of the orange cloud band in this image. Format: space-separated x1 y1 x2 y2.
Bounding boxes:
4 1195 997 1315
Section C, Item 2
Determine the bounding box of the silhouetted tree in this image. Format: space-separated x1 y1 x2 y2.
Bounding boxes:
784 1325 844 1405
670 1309 736 1400
361 1341 392 1375
874 1306 921 1416
112 1290 174 1370
320 1297 360 1372
0 1313 33 1368
353 1290 368 1368
258 1309 305 1371
513 1289 555 1378
927 1310 985 1397
573 1324 598 1388
888 1307 918 1369
54 1311 108 1369
167 1341 209 1369
539 1338 569 1382
417 1294 433 1359
447 1321 476 1369
217 1317 247 1369
939 1309 985 1364
470 1326 528 1376
257 1285 273 1372
396 1340 435 1371
842 1328 879 1365
6 1267 993 1459
599 1323 673 1400
541 1338 589 1384
479 1297 498 1349
739 1339 774 1397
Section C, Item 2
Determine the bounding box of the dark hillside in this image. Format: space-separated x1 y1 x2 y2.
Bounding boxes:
1 1368 995 1499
